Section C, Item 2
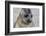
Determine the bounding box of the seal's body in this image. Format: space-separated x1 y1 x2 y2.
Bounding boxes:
15 8 33 28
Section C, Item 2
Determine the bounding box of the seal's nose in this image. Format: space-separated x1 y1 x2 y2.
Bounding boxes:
27 19 31 22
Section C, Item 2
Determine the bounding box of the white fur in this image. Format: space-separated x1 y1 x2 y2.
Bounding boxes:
14 8 33 28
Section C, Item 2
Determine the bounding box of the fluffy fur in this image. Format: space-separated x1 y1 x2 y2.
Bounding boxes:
14 8 33 28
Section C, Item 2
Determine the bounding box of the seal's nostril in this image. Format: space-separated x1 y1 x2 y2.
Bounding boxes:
27 19 31 23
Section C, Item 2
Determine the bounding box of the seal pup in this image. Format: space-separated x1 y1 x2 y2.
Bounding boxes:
15 8 33 28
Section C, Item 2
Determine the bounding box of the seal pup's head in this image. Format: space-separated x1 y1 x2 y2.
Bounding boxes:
19 8 33 25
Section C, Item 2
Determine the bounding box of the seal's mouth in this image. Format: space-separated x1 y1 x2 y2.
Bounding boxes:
22 19 32 25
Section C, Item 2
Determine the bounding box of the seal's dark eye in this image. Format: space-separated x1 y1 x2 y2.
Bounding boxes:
31 15 32 18
24 15 28 17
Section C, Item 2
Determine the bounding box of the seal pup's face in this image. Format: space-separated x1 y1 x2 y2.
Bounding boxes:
19 8 33 24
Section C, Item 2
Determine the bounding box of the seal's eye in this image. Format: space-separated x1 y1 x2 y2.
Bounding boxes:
31 15 32 18
24 15 28 17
